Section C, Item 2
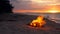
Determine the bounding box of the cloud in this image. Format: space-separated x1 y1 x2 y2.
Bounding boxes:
10 0 60 10
10 0 33 10
9 0 60 14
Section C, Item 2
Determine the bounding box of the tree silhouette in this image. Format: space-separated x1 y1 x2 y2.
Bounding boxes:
0 0 13 14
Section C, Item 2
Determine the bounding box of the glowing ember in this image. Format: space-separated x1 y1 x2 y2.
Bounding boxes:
30 16 46 27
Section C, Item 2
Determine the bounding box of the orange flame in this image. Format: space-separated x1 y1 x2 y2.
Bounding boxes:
30 16 46 27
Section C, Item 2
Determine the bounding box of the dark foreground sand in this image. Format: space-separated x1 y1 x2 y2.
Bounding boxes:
0 13 60 34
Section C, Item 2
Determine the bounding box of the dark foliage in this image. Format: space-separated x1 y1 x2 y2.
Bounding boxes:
0 0 13 14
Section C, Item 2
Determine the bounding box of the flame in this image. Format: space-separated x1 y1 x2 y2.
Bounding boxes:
30 16 46 27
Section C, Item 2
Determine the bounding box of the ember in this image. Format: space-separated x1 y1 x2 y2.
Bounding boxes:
30 16 46 27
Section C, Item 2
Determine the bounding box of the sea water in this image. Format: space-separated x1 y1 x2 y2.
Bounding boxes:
42 13 60 23
38 13 60 23
25 13 60 23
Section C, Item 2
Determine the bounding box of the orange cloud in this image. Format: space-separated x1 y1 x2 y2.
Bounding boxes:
13 5 60 13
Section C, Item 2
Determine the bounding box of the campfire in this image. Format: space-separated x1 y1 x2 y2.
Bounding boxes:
30 16 46 27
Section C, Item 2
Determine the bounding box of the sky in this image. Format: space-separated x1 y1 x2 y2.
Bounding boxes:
9 0 60 13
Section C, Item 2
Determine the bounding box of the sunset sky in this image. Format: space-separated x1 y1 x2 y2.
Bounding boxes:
9 0 60 13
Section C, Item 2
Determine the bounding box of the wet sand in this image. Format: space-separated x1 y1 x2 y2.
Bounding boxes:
0 13 60 34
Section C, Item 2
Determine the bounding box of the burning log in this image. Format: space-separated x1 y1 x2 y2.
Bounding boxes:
29 16 46 27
